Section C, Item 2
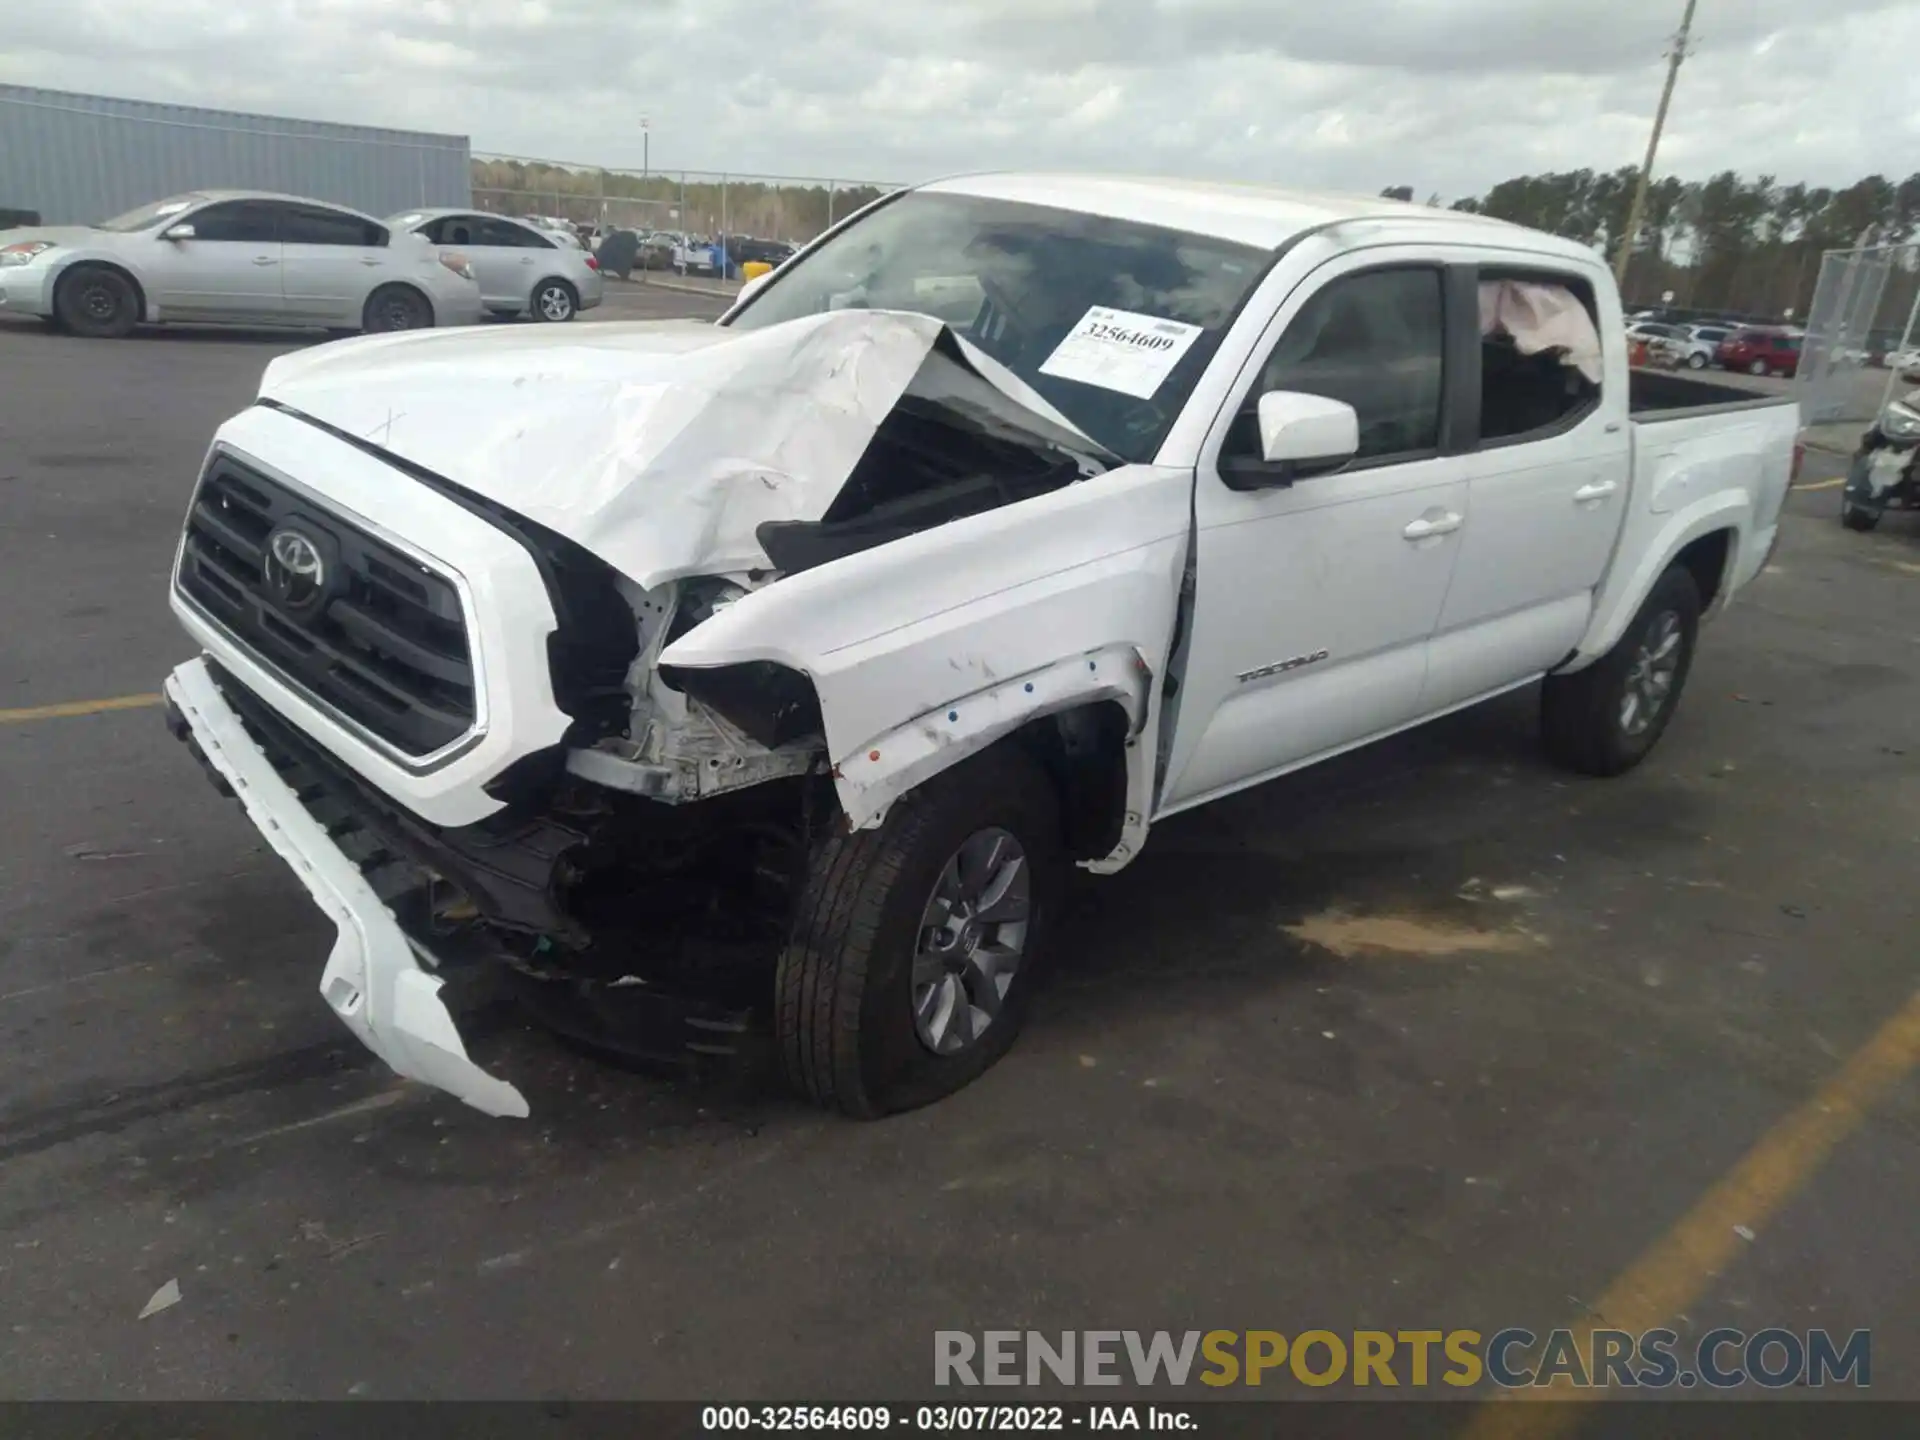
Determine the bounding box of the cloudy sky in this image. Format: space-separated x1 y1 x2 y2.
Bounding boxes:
5 0 1916 198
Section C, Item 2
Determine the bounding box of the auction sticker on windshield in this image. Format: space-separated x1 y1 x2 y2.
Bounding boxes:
1039 306 1204 399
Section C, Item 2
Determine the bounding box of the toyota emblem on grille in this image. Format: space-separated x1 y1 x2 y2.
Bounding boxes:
264 527 328 612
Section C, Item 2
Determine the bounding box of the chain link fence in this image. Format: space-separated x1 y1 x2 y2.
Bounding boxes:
471 154 900 251
1794 243 1920 424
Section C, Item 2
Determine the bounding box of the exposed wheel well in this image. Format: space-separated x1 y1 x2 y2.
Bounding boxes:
1673 528 1733 612
58 261 147 321
1010 701 1132 862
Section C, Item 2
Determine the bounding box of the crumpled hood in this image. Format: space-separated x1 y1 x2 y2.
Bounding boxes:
255 311 1098 589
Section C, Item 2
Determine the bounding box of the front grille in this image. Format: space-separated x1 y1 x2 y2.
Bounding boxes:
175 451 476 759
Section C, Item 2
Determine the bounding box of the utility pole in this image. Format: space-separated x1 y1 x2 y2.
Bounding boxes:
1613 0 1698 290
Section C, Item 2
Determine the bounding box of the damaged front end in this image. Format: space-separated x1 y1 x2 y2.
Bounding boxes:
166 638 821 1107
166 308 1142 1115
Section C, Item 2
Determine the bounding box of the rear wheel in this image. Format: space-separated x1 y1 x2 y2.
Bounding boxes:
1685 351 1709 370
531 279 577 322
775 745 1063 1118
1542 566 1701 777
54 265 139 338
362 285 433 333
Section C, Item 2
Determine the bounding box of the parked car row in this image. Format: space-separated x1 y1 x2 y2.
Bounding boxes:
1628 318 1804 378
596 229 800 279
0 191 602 338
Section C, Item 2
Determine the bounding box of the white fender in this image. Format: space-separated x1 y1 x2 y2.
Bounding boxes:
659 462 1194 865
1565 490 1752 671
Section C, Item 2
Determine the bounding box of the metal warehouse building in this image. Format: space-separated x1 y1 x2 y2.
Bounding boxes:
0 85 471 226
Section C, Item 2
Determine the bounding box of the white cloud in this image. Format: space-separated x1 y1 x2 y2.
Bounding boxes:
1 0 1914 197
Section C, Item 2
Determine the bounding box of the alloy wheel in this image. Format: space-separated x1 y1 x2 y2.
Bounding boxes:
1620 610 1683 737
911 827 1031 1056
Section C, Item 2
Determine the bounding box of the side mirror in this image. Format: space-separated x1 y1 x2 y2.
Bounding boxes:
161 222 196 241
1257 391 1359 466
1222 391 1358 491
736 270 773 306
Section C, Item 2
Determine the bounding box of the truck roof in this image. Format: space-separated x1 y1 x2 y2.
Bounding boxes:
922 171 1596 264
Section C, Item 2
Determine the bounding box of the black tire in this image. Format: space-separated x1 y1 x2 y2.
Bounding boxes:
775 745 1064 1118
1685 352 1708 370
53 265 139 338
361 285 433 333
1841 499 1881 532
1542 565 1701 777
1749 359 1768 376
530 278 577 322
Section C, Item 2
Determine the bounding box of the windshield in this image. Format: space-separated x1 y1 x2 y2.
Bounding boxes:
724 191 1273 462
94 196 204 232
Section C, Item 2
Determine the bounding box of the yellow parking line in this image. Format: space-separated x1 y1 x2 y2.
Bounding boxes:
0 692 163 724
1791 477 1845 491
1464 988 1920 1438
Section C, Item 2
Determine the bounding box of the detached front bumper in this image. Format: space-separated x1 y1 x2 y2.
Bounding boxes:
163 656 528 1118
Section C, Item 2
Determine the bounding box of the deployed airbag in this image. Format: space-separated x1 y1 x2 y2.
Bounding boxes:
1479 280 1603 384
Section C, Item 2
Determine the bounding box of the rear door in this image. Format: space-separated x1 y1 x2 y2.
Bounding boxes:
279 203 389 324
1420 259 1630 715
143 199 283 321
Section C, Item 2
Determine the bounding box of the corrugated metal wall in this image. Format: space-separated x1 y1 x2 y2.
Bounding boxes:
0 85 471 225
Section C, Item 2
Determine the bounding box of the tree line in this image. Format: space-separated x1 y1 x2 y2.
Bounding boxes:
1382 168 1920 323
471 155 1920 326
469 158 891 243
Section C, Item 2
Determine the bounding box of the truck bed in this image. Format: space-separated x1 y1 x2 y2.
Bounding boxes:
1628 368 1798 424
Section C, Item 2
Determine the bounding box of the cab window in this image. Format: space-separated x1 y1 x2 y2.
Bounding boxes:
1229 266 1446 464
1476 272 1602 444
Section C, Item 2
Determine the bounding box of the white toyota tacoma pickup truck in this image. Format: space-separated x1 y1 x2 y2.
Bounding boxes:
161 174 1801 1119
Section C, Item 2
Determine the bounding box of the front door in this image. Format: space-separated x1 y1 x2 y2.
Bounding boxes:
427 215 532 310
143 199 283 321
471 217 548 311
1158 259 1473 813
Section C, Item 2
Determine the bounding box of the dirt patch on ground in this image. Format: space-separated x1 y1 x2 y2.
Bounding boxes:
1283 910 1536 959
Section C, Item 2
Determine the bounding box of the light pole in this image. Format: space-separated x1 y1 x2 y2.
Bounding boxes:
1614 0 1698 289
642 116 650 179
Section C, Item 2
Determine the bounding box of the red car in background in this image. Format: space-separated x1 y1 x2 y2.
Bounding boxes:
1717 328 1803 378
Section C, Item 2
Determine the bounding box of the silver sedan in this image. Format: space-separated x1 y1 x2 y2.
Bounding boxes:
0 190 484 338
385 209 605 322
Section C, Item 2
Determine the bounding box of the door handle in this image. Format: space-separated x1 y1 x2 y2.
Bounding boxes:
252 256 278 266
1574 480 1619 503
358 257 381 266
1403 513 1463 541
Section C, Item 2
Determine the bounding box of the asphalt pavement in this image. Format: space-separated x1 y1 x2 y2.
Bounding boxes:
1 298 1917 1406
